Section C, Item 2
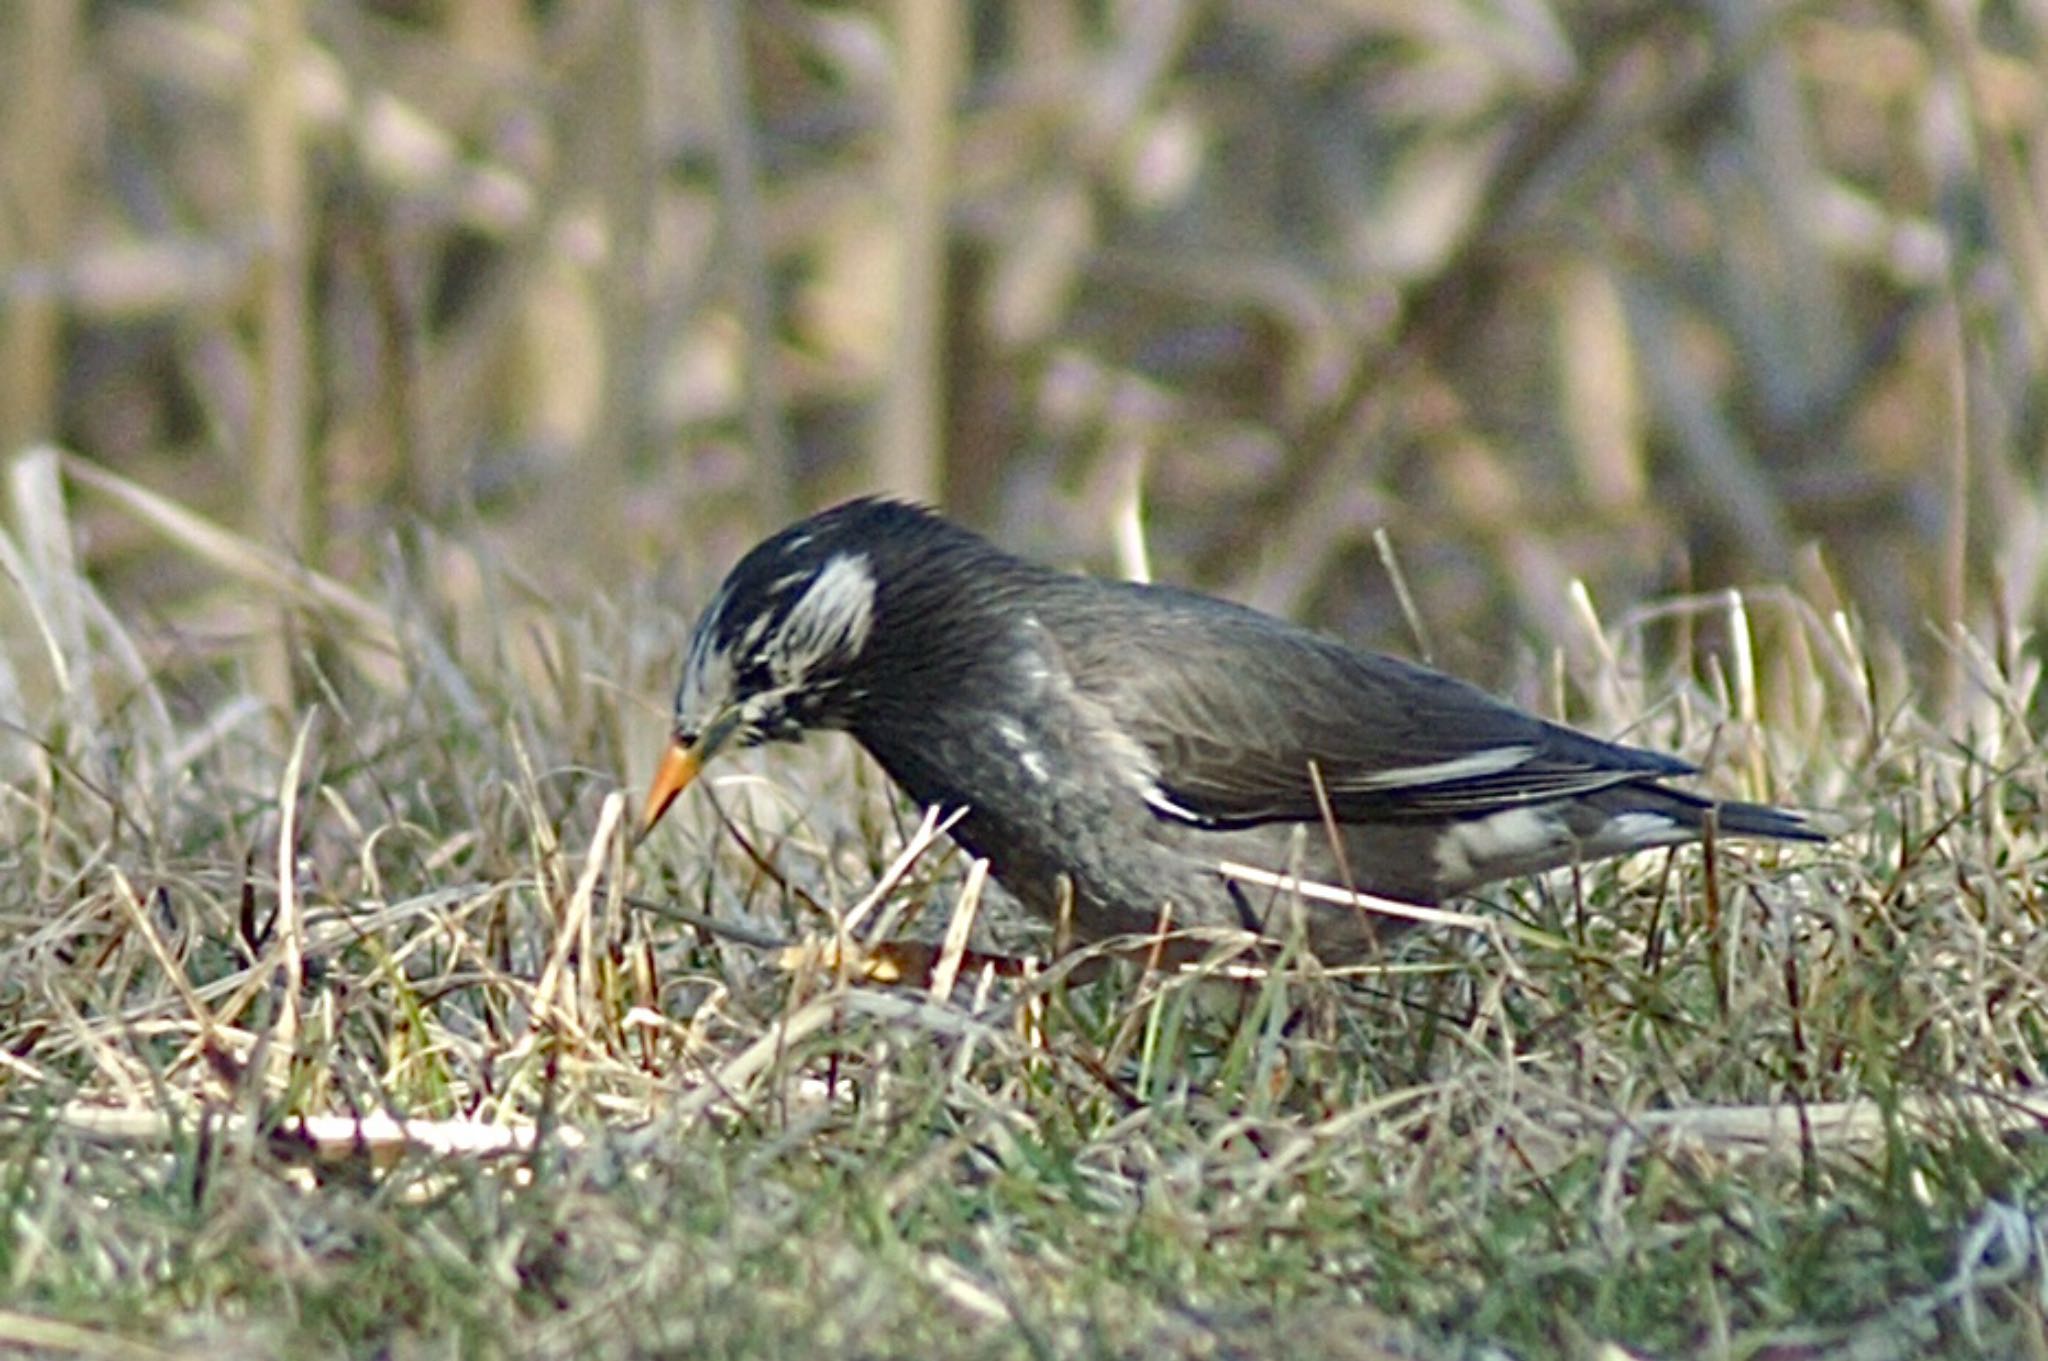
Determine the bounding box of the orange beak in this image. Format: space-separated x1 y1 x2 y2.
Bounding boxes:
639 740 703 838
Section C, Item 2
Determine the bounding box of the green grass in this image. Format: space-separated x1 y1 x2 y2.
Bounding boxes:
3 466 2045 1360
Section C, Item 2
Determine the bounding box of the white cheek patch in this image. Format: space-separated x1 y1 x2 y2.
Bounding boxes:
767 553 876 684
738 610 773 653
678 629 735 724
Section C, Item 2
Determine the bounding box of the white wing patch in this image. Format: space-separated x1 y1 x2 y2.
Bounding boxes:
996 718 1051 783
767 553 876 684
1143 784 1211 824
1353 744 1535 790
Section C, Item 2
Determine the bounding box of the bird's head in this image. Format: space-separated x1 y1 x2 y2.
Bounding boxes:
640 500 918 837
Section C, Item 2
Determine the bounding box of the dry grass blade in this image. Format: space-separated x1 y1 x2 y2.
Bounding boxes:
846 802 967 941
1217 860 1573 950
270 708 315 1066
7 449 90 716
0 1312 171 1361
534 791 628 1033
0 524 66 783
58 453 398 653
926 856 988 1001
33 1102 583 1160
1612 1091 2048 1155
670 987 1004 1123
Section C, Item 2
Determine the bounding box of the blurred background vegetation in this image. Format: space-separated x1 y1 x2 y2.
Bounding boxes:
8 7 2048 1355
5 0 2041 711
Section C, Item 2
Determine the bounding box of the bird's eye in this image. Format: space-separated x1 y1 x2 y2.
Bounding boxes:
735 654 778 695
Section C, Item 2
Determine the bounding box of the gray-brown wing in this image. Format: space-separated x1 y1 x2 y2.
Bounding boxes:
1049 581 1693 828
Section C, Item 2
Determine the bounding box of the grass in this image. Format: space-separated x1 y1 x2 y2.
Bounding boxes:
2 458 2044 1360
9 3 2048 1356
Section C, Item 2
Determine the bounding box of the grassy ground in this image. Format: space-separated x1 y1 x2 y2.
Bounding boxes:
3 456 2044 1360
8 3 2048 1357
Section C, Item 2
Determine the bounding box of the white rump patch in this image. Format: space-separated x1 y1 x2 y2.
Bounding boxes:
768 553 876 683
1598 811 1681 851
1433 805 1563 883
1356 744 1535 790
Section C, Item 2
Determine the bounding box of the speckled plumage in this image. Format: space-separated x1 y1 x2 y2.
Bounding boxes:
643 498 1824 959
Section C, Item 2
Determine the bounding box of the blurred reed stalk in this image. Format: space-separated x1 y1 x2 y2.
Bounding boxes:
0 0 78 448
704 0 793 524
560 0 649 584
874 0 963 505
246 0 316 711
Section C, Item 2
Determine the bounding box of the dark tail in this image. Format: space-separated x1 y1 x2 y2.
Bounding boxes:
1590 781 1836 849
1701 796 1831 844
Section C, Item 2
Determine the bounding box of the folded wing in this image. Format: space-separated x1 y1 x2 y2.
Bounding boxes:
1060 582 1694 829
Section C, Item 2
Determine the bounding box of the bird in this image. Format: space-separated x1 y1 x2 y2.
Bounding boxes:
640 497 1825 961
